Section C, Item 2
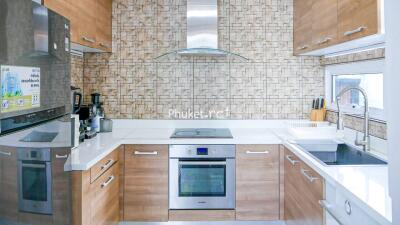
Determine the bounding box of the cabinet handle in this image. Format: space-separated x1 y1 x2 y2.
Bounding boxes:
0 151 11 156
101 175 115 188
82 36 96 43
99 42 110 48
101 159 114 170
319 200 345 225
134 151 158 155
285 155 299 165
301 168 319 182
344 26 367 36
246 150 269 154
56 154 68 159
297 45 308 50
317 37 332 45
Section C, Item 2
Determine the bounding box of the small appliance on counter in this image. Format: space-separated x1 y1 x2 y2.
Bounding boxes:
100 118 113 133
90 93 104 133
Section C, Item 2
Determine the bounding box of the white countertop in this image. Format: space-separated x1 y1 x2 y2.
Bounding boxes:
66 119 392 224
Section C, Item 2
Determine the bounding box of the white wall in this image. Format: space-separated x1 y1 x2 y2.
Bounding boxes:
384 0 400 224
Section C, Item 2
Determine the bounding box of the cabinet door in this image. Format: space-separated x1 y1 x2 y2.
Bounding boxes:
338 0 379 42
0 147 18 221
284 148 324 225
236 145 280 220
96 0 112 52
43 0 72 19
52 148 72 225
69 0 97 48
294 0 313 55
124 145 169 221
91 162 119 225
312 0 338 49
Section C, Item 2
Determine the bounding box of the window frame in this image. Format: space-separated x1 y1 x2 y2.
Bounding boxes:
325 59 386 121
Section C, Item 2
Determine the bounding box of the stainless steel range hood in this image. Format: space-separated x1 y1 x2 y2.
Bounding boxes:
155 0 248 60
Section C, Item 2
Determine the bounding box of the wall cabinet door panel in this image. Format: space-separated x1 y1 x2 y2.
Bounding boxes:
96 0 112 52
311 0 338 49
338 0 379 42
236 145 280 220
294 0 313 55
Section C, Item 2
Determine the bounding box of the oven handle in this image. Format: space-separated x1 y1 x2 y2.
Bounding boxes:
21 163 46 168
179 161 227 166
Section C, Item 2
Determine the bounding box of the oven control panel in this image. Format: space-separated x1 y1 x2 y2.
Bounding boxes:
169 145 235 158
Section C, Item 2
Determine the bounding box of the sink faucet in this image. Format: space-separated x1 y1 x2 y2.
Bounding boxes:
336 87 370 151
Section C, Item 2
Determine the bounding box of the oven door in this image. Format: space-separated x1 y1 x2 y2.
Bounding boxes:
18 161 52 214
169 158 235 209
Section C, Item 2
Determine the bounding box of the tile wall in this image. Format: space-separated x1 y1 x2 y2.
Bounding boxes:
80 0 325 119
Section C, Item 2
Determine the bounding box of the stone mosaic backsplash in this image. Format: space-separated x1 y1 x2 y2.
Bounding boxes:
81 0 325 119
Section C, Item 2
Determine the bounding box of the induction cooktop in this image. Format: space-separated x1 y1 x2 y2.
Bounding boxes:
170 128 233 139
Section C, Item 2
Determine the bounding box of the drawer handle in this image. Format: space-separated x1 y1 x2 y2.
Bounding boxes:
319 200 345 225
317 37 332 45
285 155 299 165
82 36 96 43
0 151 11 156
56 154 68 159
297 45 308 50
101 159 114 170
301 168 319 182
99 42 110 48
134 151 158 155
344 26 367 36
246 150 269 154
101 175 115 188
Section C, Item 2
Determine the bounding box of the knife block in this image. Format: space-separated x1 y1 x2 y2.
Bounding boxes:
310 109 326 122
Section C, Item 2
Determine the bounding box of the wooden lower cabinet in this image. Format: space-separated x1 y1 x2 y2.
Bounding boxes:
169 210 236 221
123 145 169 221
236 145 280 220
284 147 324 225
0 147 18 221
72 148 120 225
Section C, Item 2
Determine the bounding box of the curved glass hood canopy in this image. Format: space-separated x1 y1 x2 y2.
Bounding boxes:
154 0 248 61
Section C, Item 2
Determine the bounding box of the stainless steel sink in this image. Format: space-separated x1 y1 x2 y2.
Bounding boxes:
296 141 387 166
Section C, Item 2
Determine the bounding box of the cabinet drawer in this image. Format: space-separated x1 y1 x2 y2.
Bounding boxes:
91 162 119 225
90 149 119 183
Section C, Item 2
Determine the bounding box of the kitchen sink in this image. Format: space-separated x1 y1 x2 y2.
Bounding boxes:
296 141 387 166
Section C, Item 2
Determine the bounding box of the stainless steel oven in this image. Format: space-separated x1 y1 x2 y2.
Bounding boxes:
17 148 52 215
169 145 235 209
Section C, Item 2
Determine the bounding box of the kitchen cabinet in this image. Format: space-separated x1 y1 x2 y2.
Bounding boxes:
0 147 18 221
123 145 169 221
311 0 338 49
236 145 280 220
72 147 120 225
338 0 380 42
284 147 324 225
52 148 72 225
43 0 112 51
293 0 380 55
293 0 313 54
96 0 113 52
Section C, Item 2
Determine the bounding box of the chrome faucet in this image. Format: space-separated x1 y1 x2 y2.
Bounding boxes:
336 87 370 151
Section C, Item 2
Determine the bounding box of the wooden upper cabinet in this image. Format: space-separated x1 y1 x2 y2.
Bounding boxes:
293 0 313 55
311 0 338 49
43 0 72 19
71 0 98 48
236 145 280 221
44 0 112 51
338 0 379 42
96 0 113 52
123 145 169 222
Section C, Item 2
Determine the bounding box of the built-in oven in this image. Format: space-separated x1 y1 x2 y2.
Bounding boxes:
169 145 235 209
17 148 52 215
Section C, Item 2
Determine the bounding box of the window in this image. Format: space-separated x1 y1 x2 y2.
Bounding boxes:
325 59 385 121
